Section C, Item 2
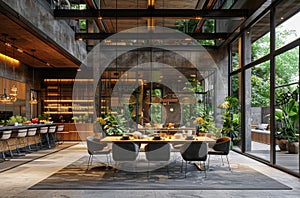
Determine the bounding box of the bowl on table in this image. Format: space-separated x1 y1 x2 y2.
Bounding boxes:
121 135 130 140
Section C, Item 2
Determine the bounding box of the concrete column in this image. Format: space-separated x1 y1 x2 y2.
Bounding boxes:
242 32 252 152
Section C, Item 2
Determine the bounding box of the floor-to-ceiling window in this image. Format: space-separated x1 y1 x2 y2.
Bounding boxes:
229 0 300 177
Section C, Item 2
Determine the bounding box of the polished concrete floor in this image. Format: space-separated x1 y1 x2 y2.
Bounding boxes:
0 142 299 198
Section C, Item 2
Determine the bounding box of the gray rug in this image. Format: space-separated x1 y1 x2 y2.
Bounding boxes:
29 156 292 190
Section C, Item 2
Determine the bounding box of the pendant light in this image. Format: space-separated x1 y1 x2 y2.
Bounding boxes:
29 49 38 105
9 37 17 102
0 34 16 103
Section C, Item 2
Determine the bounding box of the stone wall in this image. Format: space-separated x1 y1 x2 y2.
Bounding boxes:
1 0 86 63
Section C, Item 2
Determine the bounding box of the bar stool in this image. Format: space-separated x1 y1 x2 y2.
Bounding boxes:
0 130 13 160
15 128 28 154
56 125 67 144
39 126 51 149
27 127 39 151
48 125 57 147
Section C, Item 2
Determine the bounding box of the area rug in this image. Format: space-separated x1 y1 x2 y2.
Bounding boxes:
29 156 292 190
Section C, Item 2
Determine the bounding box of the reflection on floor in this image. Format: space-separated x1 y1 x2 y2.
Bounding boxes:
247 141 299 173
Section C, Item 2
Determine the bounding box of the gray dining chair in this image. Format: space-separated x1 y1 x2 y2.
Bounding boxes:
112 142 139 172
180 142 208 178
86 136 111 170
145 142 171 178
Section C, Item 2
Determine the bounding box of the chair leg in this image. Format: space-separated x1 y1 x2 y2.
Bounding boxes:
90 155 93 167
87 155 91 168
180 159 184 173
185 161 187 178
1 143 5 160
46 134 51 148
34 136 39 150
166 163 169 178
203 162 207 178
27 137 34 152
221 155 224 166
6 141 13 158
147 161 150 178
207 154 210 170
1 151 5 160
15 139 21 154
226 155 231 171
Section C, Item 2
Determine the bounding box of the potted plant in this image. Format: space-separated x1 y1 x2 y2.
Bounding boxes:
71 116 79 123
275 88 299 153
218 96 241 146
193 114 221 138
103 112 126 136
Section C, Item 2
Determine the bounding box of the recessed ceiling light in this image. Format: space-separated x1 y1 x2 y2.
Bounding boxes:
17 48 23 53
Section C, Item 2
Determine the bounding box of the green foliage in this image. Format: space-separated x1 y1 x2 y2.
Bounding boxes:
175 19 198 33
148 89 162 124
182 78 207 126
175 19 215 45
103 112 126 136
250 27 299 107
275 88 299 142
218 96 241 142
7 115 27 124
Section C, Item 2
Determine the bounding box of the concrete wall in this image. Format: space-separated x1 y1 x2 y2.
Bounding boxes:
2 0 86 63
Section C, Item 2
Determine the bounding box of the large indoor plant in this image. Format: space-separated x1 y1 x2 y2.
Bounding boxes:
275 88 299 153
218 96 241 146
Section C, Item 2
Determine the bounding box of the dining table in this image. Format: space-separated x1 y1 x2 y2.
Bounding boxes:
100 135 216 144
101 134 216 171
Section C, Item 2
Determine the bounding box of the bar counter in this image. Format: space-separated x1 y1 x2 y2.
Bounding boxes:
0 123 55 131
0 123 56 157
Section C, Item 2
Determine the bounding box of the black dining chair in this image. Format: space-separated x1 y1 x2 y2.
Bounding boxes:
145 142 171 178
208 136 231 171
86 136 111 170
112 142 139 172
180 142 208 178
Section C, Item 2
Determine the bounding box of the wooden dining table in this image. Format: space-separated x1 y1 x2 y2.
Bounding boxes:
100 135 216 144
101 135 216 171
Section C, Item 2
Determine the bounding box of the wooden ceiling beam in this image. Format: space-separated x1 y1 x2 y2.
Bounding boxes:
194 0 217 32
84 0 108 32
